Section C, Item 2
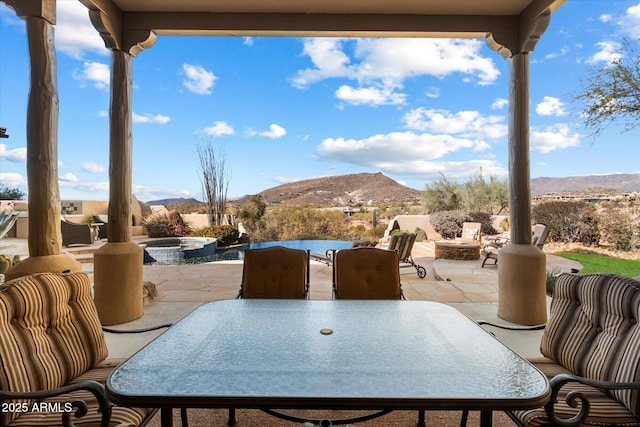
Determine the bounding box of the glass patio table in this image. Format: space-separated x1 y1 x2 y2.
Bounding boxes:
106 300 550 427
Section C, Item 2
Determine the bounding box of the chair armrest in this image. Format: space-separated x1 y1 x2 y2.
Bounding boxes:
545 373 640 427
101 323 172 334
477 320 546 331
0 380 112 427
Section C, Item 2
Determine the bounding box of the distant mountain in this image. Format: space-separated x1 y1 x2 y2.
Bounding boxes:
530 173 640 196
235 172 422 207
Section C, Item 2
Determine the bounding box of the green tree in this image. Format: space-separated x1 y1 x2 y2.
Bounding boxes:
236 195 267 232
461 175 509 215
0 184 25 200
422 174 462 213
572 37 640 138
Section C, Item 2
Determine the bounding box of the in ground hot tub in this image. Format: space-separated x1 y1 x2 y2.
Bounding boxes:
141 237 217 265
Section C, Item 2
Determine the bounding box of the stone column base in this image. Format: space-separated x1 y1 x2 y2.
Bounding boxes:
498 243 547 325
94 241 143 325
4 254 82 282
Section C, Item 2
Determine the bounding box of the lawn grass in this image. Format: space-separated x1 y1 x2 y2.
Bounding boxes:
557 252 640 278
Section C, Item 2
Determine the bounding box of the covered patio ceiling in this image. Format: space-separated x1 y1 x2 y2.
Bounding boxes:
79 0 566 57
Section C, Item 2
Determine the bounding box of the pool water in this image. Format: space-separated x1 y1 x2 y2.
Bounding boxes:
143 239 353 265
216 239 353 261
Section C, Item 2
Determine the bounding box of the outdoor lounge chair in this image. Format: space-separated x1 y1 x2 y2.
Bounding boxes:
479 273 640 426
61 218 99 246
333 247 404 299
311 239 377 265
461 221 482 242
387 232 427 278
0 271 173 427
237 245 310 298
481 224 549 268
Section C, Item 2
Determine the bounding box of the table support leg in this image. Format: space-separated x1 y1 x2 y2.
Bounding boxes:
480 410 492 427
227 408 237 426
160 408 173 427
417 410 426 427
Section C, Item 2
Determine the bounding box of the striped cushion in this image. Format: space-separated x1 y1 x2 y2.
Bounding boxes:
540 273 640 416
7 359 155 426
512 356 640 426
0 272 108 424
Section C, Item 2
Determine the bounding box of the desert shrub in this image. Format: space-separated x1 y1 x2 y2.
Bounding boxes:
499 216 510 233
255 206 359 242
532 201 598 244
429 210 471 239
143 211 192 238
596 203 637 251
546 267 561 296
415 227 427 242
192 225 239 247
468 211 497 235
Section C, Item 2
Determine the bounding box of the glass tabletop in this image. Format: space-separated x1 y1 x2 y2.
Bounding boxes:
107 300 549 410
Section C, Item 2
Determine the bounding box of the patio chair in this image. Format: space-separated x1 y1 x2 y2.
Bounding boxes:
237 245 310 299
387 232 427 278
479 273 640 426
311 239 377 265
461 221 482 242
61 217 99 246
0 271 173 427
333 247 404 299
92 214 109 240
481 224 549 268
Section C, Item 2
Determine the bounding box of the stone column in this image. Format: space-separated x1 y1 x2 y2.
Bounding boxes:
498 54 547 325
93 51 143 325
4 1 81 281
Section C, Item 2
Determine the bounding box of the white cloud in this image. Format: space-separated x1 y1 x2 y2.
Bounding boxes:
618 4 640 39
59 180 109 194
203 121 235 136
273 176 308 184
491 98 508 110
182 64 217 95
260 124 287 139
82 162 106 174
425 87 440 99
73 61 110 89
587 41 623 65
380 159 507 180
318 132 479 165
132 113 171 124
544 46 570 60
0 144 26 162
59 173 79 183
600 14 613 23
0 173 27 189
243 37 254 46
292 38 500 93
403 108 507 141
98 110 108 117
530 124 581 153
132 184 193 202
335 84 406 106
536 96 568 117
55 2 107 59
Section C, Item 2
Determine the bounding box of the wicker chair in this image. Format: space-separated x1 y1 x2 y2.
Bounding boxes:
61 218 99 247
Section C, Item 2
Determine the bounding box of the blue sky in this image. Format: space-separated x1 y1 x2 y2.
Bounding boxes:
1 0 639 202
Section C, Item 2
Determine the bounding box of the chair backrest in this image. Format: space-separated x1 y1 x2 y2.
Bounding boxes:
239 246 309 299
333 247 402 299
540 273 640 416
387 232 416 262
0 272 108 424
461 222 482 242
531 224 549 249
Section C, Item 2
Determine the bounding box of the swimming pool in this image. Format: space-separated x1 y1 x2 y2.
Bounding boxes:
143 239 354 264
216 239 354 261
